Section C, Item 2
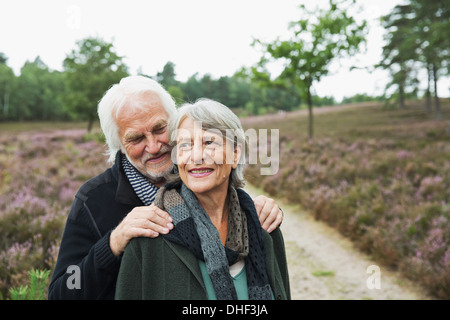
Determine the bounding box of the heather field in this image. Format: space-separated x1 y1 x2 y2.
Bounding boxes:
243 100 450 299
0 100 449 299
0 124 106 299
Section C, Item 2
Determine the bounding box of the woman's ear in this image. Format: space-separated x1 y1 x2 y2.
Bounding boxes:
232 143 242 169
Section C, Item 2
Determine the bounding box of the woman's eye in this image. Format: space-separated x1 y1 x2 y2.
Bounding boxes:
179 142 191 150
205 140 221 148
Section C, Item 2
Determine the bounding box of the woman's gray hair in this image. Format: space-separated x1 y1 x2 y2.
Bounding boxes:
168 98 246 189
97 75 177 163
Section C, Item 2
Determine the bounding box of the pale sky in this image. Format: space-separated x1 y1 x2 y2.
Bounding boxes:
1 0 449 101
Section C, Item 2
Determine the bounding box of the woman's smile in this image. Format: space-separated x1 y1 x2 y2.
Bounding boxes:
188 167 214 178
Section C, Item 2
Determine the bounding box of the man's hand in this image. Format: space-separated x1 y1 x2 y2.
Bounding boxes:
253 195 283 233
110 204 174 256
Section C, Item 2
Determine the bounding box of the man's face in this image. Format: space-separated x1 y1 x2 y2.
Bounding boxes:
116 91 173 184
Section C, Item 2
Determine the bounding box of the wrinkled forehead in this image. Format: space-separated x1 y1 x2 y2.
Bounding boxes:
115 91 164 119
115 94 169 135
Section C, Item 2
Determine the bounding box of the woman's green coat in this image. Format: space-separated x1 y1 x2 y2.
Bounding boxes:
115 225 290 300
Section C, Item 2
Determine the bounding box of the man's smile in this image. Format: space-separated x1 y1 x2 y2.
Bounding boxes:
146 152 169 163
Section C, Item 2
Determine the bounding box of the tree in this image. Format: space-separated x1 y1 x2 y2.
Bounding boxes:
0 53 15 121
14 57 68 121
214 76 231 105
182 73 203 102
64 37 128 131
0 56 69 122
413 0 450 118
156 61 178 89
379 4 420 109
380 0 450 116
228 72 252 109
167 85 184 104
0 53 8 65
252 0 367 139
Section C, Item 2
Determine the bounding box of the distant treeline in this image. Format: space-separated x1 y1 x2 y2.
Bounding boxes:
0 55 353 123
1 0 448 124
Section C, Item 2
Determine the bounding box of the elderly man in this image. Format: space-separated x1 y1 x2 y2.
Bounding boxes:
48 76 283 300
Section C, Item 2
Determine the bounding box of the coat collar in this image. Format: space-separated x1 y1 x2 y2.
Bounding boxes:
112 151 144 206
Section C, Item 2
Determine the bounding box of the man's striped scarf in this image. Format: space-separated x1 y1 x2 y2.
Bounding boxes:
154 181 273 300
121 155 158 205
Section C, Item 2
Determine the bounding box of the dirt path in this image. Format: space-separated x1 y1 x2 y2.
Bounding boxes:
245 184 433 300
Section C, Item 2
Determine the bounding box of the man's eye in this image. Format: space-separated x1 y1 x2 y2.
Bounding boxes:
127 136 144 143
153 126 167 134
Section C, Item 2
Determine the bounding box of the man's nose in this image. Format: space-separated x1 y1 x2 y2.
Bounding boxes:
144 136 162 155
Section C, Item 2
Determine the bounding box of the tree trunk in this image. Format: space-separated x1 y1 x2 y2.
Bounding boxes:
87 116 94 133
432 64 442 119
399 84 405 109
425 64 432 115
307 86 313 140
3 91 9 120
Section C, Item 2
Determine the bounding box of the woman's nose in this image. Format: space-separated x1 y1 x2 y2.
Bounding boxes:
191 143 205 164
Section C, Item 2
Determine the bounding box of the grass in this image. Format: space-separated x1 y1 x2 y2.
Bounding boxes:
312 270 335 277
242 100 450 141
0 121 100 134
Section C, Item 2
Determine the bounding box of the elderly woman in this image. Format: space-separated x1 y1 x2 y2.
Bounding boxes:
115 99 290 300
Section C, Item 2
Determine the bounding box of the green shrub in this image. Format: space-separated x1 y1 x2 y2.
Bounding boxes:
9 269 50 300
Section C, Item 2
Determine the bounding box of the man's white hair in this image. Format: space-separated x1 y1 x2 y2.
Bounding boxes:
97 76 177 163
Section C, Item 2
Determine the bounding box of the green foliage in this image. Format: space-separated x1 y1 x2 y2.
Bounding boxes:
0 51 306 122
156 61 178 89
341 93 385 104
0 57 68 122
0 61 15 121
0 53 8 64
63 37 129 131
379 0 450 114
168 85 184 104
179 70 301 112
312 270 335 277
9 269 50 300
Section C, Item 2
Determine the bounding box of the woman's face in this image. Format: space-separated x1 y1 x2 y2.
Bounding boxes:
176 117 241 196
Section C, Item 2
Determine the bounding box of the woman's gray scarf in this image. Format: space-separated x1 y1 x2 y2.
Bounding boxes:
153 181 273 300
